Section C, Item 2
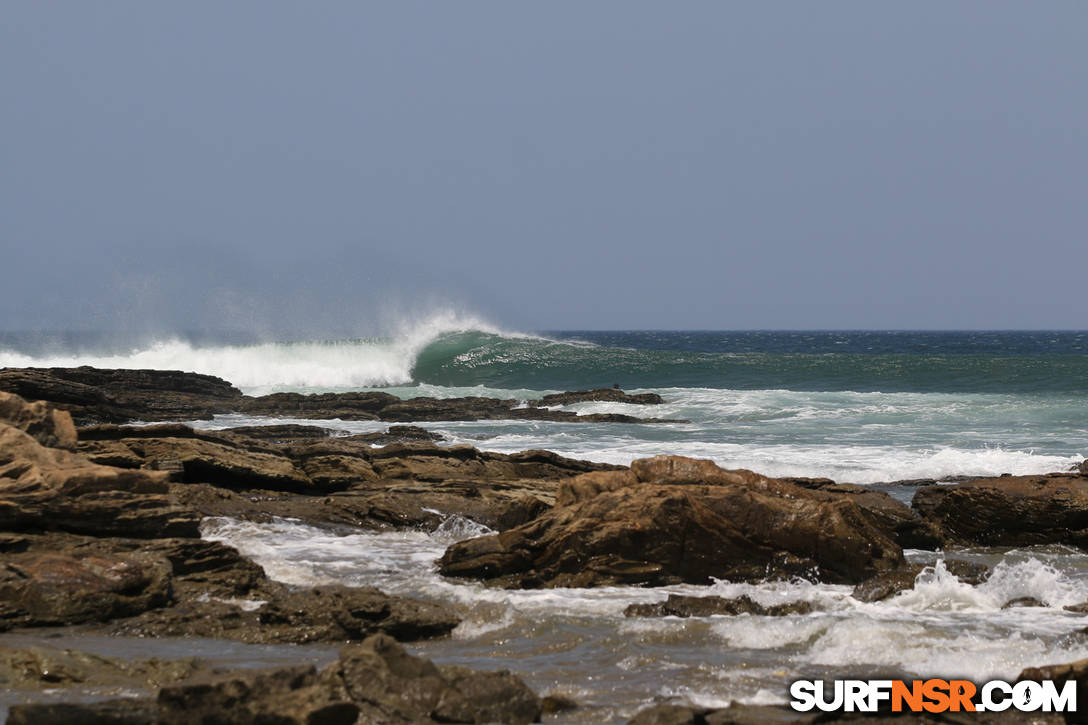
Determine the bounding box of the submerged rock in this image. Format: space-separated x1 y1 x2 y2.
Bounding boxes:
528 388 665 406
851 559 992 603
0 643 210 691
624 594 813 618
440 455 904 588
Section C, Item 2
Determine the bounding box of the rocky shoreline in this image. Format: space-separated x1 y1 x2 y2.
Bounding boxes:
0 367 684 425
2 367 1088 722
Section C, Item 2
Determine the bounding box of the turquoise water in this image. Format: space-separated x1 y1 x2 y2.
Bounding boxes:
4 327 1088 719
2 327 1085 482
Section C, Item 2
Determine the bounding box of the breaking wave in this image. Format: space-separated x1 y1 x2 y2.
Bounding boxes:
3 323 1088 394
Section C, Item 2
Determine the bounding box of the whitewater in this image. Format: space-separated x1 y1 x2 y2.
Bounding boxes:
2 319 1083 484
3 320 1088 720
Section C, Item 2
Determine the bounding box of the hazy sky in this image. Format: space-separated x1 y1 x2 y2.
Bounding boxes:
3 2 1086 333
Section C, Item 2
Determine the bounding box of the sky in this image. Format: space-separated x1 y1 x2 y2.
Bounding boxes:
2 2 1086 334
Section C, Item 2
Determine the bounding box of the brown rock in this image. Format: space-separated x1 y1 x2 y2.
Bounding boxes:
1018 658 1088 724
8 635 542 725
109 583 459 644
529 388 665 406
0 423 200 538
0 550 172 627
788 479 947 549
0 644 209 691
155 664 358 725
852 559 992 602
0 392 77 449
913 474 1088 547
629 704 710 725
624 594 813 618
216 423 336 442
335 634 541 724
0 366 244 424
630 455 766 486
238 390 397 420
7 699 160 725
440 456 904 587
851 566 923 603
555 469 639 506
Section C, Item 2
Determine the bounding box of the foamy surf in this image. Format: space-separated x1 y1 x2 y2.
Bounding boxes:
201 515 1088 717
0 311 539 393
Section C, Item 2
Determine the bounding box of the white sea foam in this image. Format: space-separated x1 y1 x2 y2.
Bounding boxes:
0 311 522 393
199 515 1088 714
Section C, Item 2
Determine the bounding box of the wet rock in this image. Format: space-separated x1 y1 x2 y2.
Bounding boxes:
1018 658 1088 725
3 365 681 425
141 537 266 598
238 390 397 420
0 644 209 690
9 635 542 725
529 388 665 406
939 558 992 585
109 583 459 644
541 693 579 715
0 550 172 627
629 704 711 725
912 473 1088 548
378 395 518 422
157 664 358 725
218 423 336 442
1065 601 1088 613
0 366 244 424
0 422 200 538
624 594 813 618
1003 596 1046 609
786 479 947 549
512 409 688 424
851 559 992 602
334 634 541 724
703 704 819 724
440 456 904 588
7 699 161 725
345 424 445 445
851 566 922 602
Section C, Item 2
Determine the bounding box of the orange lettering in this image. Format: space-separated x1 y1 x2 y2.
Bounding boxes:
948 680 976 712
922 679 950 713
892 680 923 712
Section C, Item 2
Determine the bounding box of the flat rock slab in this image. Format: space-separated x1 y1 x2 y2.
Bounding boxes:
6 634 543 725
1 366 679 424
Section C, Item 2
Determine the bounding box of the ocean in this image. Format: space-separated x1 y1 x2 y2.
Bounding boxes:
2 321 1087 721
